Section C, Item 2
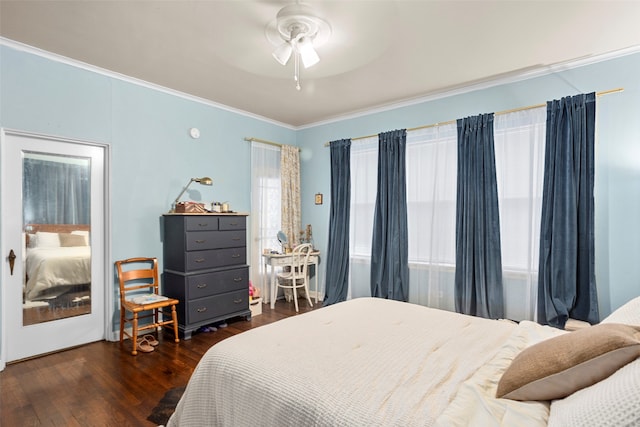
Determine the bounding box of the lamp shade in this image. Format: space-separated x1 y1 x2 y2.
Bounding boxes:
272 42 293 66
171 176 213 211
297 37 319 68
194 176 213 185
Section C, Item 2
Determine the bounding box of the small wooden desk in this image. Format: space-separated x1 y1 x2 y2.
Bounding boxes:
262 251 320 309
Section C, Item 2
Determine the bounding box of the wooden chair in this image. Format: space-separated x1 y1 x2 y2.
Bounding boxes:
276 243 314 312
115 257 180 355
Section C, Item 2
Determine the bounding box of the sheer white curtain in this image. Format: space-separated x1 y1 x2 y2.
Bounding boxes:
406 123 458 311
250 142 281 303
494 107 546 321
348 136 378 298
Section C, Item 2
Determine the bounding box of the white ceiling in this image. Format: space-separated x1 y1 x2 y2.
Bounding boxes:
2 0 640 128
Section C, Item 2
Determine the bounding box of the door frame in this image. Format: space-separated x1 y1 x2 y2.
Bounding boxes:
0 128 112 370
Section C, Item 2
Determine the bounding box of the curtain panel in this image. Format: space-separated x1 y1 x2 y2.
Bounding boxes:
281 145 301 248
494 107 546 322
538 92 599 328
405 124 458 311
455 114 504 319
250 142 282 302
324 139 352 305
348 136 378 299
370 129 409 301
23 158 90 224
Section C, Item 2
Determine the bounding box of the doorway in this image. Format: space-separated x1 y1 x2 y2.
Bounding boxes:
1 129 109 365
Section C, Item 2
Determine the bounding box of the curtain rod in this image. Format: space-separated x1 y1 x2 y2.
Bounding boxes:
244 136 300 151
324 87 624 147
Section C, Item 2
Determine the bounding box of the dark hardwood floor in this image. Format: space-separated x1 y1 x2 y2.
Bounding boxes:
1 299 319 426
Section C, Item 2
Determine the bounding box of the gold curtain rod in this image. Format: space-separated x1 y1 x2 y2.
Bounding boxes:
324 88 624 146
244 136 300 151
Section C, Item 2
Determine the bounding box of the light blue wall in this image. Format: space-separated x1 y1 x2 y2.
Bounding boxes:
2 44 640 355
0 44 296 347
298 52 640 319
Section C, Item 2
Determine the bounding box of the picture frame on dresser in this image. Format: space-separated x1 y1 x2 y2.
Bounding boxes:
162 213 251 339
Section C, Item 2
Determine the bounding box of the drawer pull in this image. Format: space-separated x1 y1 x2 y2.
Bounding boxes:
232 237 241 241
198 223 209 227
197 307 207 313
233 277 243 282
195 239 206 243
195 258 206 263
231 254 240 258
229 222 238 226
197 283 208 288
233 299 243 304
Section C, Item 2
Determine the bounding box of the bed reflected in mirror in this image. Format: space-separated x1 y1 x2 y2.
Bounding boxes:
22 152 91 326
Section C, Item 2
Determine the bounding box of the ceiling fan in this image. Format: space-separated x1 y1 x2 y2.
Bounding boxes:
265 2 331 90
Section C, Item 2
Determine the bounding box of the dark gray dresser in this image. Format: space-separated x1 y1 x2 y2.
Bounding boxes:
162 213 251 339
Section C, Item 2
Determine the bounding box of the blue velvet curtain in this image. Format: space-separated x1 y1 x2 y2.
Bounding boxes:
370 130 409 301
23 158 90 224
537 92 599 328
323 139 352 306
455 114 504 319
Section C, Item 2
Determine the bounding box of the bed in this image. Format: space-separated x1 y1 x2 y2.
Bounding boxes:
168 296 640 427
24 224 91 301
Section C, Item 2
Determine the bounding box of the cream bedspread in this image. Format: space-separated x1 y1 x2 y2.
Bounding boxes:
168 298 560 427
25 246 91 299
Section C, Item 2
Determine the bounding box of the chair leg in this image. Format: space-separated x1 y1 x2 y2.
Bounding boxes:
292 281 299 312
119 306 125 344
171 305 180 343
131 314 138 356
304 277 313 307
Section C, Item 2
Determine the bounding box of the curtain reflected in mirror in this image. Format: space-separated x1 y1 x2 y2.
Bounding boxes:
22 152 92 326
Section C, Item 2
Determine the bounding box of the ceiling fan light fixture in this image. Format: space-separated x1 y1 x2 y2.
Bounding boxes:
265 2 331 90
297 37 320 68
273 42 293 66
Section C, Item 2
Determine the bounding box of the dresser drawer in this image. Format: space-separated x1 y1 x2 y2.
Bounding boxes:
219 216 246 230
186 230 245 251
185 247 246 271
187 267 249 299
188 290 248 324
185 216 218 231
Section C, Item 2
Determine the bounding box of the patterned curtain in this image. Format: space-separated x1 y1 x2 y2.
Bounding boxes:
281 145 301 248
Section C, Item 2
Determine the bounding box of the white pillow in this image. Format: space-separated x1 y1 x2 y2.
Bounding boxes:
548 358 640 427
602 296 640 327
71 230 90 245
34 231 61 248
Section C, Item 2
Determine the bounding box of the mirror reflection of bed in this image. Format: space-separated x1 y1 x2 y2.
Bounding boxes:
23 224 91 326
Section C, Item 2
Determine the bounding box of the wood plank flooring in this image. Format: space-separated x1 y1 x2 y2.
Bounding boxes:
1 299 319 426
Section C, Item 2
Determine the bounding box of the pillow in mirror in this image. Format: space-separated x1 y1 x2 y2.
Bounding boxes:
34 231 61 248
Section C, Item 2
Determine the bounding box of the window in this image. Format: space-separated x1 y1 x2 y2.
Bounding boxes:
346 107 546 320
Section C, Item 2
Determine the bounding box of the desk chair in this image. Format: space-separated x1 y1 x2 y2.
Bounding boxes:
276 243 314 312
115 257 180 355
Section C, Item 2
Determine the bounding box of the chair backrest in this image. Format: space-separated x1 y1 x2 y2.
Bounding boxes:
115 257 160 303
289 243 313 279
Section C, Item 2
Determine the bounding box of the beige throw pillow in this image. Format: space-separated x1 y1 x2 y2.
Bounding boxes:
497 323 640 401
59 233 88 247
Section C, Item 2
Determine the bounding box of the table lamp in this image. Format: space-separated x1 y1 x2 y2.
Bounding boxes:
171 176 213 212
